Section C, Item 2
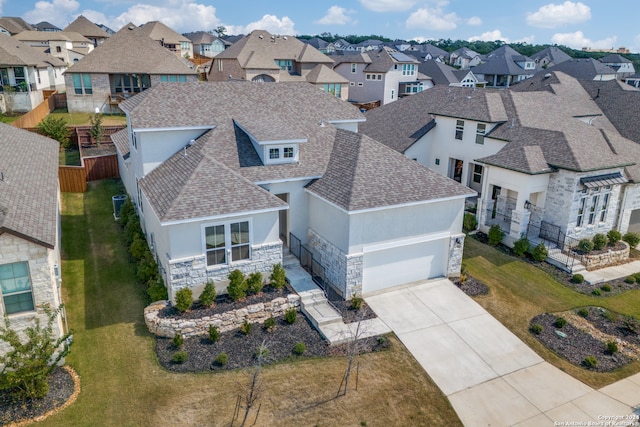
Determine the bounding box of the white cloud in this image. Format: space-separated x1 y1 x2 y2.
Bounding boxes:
526 1 591 29
359 0 416 12
314 6 354 25
466 16 482 26
551 31 617 49
406 7 458 31
468 30 509 43
0 0 5 16
411 36 434 43
23 0 80 27
227 15 296 36
112 2 221 32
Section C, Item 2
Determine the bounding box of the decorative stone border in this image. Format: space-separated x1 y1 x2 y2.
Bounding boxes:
144 294 301 338
581 242 629 270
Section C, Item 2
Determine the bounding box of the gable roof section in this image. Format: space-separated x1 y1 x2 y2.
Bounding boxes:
63 15 110 39
0 36 65 67
545 58 617 80
478 144 552 174
305 64 349 84
14 30 91 43
417 59 461 85
600 54 631 64
530 46 571 65
0 124 58 248
32 21 61 32
472 45 538 76
306 130 473 212
138 21 190 45
66 23 197 74
0 17 34 34
365 47 418 73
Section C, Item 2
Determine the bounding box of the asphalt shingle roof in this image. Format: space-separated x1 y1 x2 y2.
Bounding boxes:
63 15 110 39
14 30 91 43
0 17 33 35
471 45 539 76
530 46 572 65
0 124 58 248
0 35 65 67
544 58 617 80
137 21 190 45
305 64 348 84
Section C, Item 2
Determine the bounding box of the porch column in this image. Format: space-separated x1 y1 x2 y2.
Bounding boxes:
477 197 492 230
510 209 531 239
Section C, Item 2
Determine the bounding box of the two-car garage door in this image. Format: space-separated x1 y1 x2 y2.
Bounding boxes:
361 238 448 295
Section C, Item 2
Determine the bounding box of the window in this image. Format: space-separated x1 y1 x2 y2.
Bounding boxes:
217 59 223 72
159 75 187 82
205 221 250 266
349 82 355 86
455 120 464 140
391 89 395 100
600 192 610 222
275 59 292 71
435 158 440 165
472 164 483 183
181 41 190 51
72 73 92 95
404 83 423 93
283 147 294 158
136 177 143 212
13 67 25 85
402 64 415 76
366 74 382 80
36 69 41 84
113 73 150 94
0 262 34 315
56 46 62 53
476 123 486 144
351 63 357 73
269 148 280 159
576 196 586 227
588 195 599 225
323 83 341 98
357 82 363 87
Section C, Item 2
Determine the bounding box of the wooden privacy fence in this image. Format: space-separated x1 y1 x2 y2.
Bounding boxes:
11 90 57 129
59 166 87 193
84 154 119 182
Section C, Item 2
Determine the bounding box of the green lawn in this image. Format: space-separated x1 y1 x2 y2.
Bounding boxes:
48 109 127 126
59 149 81 166
0 113 21 124
42 180 460 427
463 237 640 388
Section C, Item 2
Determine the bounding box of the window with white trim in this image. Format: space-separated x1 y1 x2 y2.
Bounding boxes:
476 123 486 144
275 59 292 71
72 73 92 95
600 192 610 222
205 221 250 266
588 195 599 225
351 63 357 73
0 262 34 315
402 63 415 76
322 83 341 98
269 148 280 159
455 120 464 140
576 195 587 227
472 164 483 183
283 147 294 158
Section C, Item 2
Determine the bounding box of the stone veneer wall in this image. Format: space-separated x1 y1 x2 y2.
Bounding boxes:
167 242 282 301
619 183 640 234
0 234 63 357
581 243 629 270
144 294 300 338
447 233 465 277
307 229 363 298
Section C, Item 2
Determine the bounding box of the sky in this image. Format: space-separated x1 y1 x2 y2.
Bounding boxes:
2 0 639 53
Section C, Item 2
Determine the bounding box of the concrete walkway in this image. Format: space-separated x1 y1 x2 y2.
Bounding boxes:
582 259 640 284
366 279 640 426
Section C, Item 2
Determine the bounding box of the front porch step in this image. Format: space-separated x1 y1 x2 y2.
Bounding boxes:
302 301 344 329
282 252 298 267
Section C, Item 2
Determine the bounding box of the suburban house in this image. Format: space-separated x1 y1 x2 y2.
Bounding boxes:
544 58 618 81
14 31 94 65
333 39 355 51
32 21 61 32
406 43 449 63
625 73 640 88
183 31 229 58
353 39 384 52
449 47 482 69
599 54 635 79
63 15 110 47
361 71 640 269
331 47 432 106
471 45 539 87
64 22 198 113
530 46 571 68
416 59 484 87
302 37 335 54
112 81 473 301
0 123 65 357
138 21 193 59
0 35 66 113
0 17 33 36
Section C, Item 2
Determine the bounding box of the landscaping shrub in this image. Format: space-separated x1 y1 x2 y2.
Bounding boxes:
129 234 148 261
577 308 589 318
173 333 184 349
571 274 584 284
269 263 287 289
634 272 640 282
623 232 640 248
292 342 306 355
117 197 135 229
513 236 530 257
350 295 364 310
625 275 636 284
592 234 607 251
583 355 598 369
284 307 297 324
554 317 567 328
36 115 71 148
600 284 611 292
172 351 187 364
487 224 504 246
531 243 548 262
215 352 228 366
607 230 622 246
578 239 594 254
175 288 193 313
263 317 275 331
592 289 602 296
255 346 269 358
240 320 252 335
89 112 104 144
530 324 544 334
147 279 168 302
245 272 264 295
208 325 220 343
199 281 216 307
605 341 618 355
227 269 247 301
136 252 158 285
463 212 477 232
603 310 618 322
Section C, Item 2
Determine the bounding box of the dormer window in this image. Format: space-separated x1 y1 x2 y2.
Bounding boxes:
283 147 294 158
269 148 280 159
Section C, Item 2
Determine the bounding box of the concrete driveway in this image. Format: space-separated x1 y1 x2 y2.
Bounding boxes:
365 279 639 426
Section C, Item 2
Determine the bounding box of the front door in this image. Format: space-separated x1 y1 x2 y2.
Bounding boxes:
275 193 289 247
450 158 463 183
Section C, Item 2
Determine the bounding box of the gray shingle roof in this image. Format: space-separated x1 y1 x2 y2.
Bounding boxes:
137 21 190 45
63 15 110 39
0 17 34 35
111 127 130 159
306 130 474 211
66 23 197 75
32 21 61 32
472 45 539 76
545 58 617 80
530 46 571 65
600 54 631 64
0 35 65 67
416 59 461 85
0 124 58 248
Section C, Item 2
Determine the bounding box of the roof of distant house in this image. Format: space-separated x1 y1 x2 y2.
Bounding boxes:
138 21 190 45
14 30 92 44
599 53 632 64
530 46 572 65
544 58 617 80
32 21 61 32
0 36 66 67
471 45 539 76
183 31 228 46
63 15 110 39
0 17 34 34
0 124 59 248
305 64 349 84
416 59 472 85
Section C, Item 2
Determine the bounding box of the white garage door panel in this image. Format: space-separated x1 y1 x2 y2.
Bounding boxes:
362 239 447 294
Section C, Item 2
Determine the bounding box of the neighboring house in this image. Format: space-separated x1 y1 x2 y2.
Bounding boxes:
64 22 198 113
332 47 430 105
0 36 66 113
471 45 539 87
208 30 346 98
113 81 473 301
417 59 485 87
96 24 115 36
530 46 572 68
625 73 640 88
333 38 354 51
302 37 335 54
599 54 635 78
406 43 449 63
361 71 640 270
63 15 110 47
544 58 618 81
353 39 384 52
0 17 33 36
138 21 193 59
33 21 61 32
14 31 94 65
449 47 481 69
183 31 228 58
0 123 65 357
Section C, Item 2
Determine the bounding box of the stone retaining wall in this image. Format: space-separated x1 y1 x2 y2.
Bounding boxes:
582 242 630 270
144 294 301 338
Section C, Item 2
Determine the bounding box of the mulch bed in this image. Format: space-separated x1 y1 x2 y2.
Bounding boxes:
454 275 489 297
0 367 77 426
581 307 640 347
80 143 117 158
530 313 632 372
537 262 640 296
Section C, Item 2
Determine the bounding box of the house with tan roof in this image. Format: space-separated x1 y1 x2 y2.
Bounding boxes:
0 35 66 113
0 17 33 36
63 15 110 47
14 30 94 65
208 30 349 100
138 21 193 59
64 23 198 113
0 123 66 357
113 81 473 301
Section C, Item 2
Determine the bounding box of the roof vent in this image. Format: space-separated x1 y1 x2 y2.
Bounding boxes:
128 25 135 30
283 36 287 40
544 73 552 79
258 34 263 39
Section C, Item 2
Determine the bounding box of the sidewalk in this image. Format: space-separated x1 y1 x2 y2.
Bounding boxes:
582 259 640 284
